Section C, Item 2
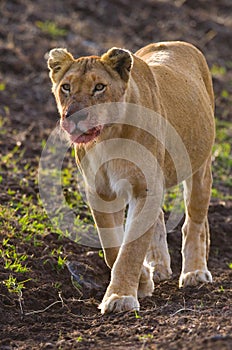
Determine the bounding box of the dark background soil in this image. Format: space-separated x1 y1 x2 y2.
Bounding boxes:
0 0 231 349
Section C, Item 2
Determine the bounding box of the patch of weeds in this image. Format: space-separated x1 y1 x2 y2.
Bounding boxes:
212 141 232 191
1 145 25 171
0 238 29 273
5 194 55 238
62 161 90 213
50 212 91 244
0 82 6 91
50 246 67 271
163 184 185 213
36 21 67 38
211 64 226 78
211 187 231 200
39 147 94 240
18 208 48 234
212 118 232 196
53 282 62 290
43 154 96 242
215 119 232 143
0 141 91 302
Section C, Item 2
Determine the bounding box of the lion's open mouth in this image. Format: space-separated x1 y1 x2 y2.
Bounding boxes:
61 119 103 144
70 125 103 144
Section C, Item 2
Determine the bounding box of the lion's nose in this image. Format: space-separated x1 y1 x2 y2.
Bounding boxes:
62 106 89 134
61 118 76 134
64 106 88 121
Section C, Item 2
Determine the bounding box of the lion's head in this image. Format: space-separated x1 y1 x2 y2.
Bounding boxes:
47 47 133 144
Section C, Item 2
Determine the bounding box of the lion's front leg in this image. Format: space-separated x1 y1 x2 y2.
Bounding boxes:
99 232 154 314
99 196 159 314
91 208 125 268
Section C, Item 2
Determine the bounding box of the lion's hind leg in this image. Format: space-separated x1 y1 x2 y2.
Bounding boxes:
179 157 213 287
144 210 172 284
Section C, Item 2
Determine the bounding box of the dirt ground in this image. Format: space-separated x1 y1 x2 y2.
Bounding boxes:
0 0 232 349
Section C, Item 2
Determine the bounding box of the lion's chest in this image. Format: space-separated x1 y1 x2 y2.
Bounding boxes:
88 158 147 201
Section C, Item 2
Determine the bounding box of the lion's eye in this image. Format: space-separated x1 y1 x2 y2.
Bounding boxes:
61 83 71 94
94 83 106 94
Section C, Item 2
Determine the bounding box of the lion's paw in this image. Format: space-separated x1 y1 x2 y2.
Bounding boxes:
99 294 139 314
179 269 212 288
153 264 172 283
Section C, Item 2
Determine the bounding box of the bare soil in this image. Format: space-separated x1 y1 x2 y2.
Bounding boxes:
0 0 231 349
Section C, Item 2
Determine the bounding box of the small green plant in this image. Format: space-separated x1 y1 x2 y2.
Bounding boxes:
70 275 83 296
138 333 154 341
76 336 83 343
57 255 67 271
0 82 6 91
36 21 67 38
228 263 232 269
98 250 104 259
221 89 230 99
219 285 225 292
50 247 67 271
53 282 62 290
163 184 184 213
3 274 30 294
210 64 226 77
2 275 30 316
211 188 219 198
134 310 141 319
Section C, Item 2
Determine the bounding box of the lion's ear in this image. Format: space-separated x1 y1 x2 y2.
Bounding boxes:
47 48 74 84
101 48 133 81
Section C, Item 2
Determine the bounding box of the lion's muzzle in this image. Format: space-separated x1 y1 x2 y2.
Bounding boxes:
61 110 103 144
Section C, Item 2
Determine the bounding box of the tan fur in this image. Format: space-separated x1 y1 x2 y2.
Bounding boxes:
48 41 215 314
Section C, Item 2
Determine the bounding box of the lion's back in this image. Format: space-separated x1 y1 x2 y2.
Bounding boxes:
135 41 215 184
135 41 214 107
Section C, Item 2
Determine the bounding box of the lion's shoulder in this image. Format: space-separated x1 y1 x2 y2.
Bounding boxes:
135 41 202 63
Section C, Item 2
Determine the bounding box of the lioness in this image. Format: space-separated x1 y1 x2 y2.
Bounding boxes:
47 41 215 314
